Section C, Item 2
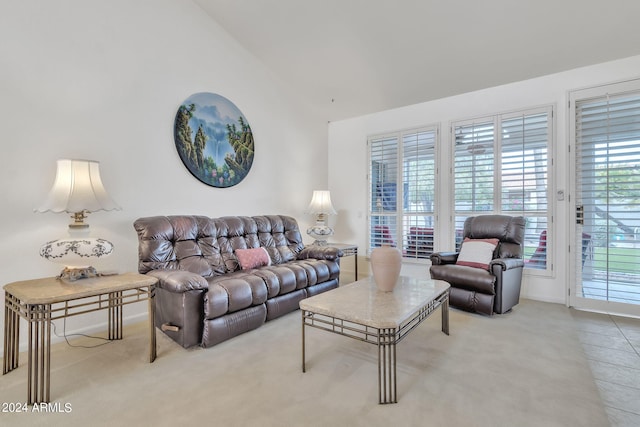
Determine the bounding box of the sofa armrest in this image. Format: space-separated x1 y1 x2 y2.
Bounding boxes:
147 270 209 293
490 257 525 271
297 246 342 261
430 251 459 265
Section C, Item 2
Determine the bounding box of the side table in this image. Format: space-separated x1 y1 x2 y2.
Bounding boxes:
329 243 358 281
3 272 158 404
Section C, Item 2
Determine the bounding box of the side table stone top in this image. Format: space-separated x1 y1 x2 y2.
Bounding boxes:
299 275 449 329
3 272 157 305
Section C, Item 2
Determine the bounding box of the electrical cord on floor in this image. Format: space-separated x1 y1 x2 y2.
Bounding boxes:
50 318 113 349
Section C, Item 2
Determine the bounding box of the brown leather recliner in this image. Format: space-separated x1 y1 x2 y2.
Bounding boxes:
429 215 525 315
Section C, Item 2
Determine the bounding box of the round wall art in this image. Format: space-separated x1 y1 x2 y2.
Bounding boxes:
174 92 254 187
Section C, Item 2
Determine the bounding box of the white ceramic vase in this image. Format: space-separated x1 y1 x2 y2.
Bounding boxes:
370 245 402 292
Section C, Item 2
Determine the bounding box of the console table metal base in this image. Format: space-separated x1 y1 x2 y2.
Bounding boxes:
3 282 156 405
301 291 449 404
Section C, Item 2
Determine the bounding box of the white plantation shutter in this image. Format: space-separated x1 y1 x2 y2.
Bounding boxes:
453 118 496 248
369 135 399 250
403 131 436 259
575 89 640 302
368 127 437 259
501 110 550 268
452 107 552 266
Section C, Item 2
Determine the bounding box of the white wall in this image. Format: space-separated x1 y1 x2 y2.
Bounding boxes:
328 54 640 305
0 0 328 353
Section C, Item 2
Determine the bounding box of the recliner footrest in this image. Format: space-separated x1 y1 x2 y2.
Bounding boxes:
449 287 494 316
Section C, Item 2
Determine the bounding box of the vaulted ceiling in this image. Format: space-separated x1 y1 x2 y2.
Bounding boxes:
194 0 640 122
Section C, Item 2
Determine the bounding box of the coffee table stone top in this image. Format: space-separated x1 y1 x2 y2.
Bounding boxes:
299 275 449 329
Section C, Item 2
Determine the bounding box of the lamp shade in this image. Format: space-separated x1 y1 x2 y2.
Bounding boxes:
35 159 121 214
305 190 337 215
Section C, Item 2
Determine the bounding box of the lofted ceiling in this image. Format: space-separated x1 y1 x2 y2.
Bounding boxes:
194 0 640 122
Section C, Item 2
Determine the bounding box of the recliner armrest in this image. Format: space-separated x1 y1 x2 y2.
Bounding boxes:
147 270 209 293
298 246 342 261
430 251 459 265
489 257 524 271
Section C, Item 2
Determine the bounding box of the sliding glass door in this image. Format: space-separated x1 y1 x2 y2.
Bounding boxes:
570 80 640 316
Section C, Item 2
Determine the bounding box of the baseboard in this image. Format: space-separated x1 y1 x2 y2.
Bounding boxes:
520 292 566 305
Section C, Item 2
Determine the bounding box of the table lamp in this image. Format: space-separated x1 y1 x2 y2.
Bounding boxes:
35 159 121 280
305 190 337 246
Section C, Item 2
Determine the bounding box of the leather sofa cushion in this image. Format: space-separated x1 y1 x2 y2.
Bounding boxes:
203 258 340 320
254 267 297 298
205 276 269 319
430 264 496 294
463 215 525 259
134 215 307 277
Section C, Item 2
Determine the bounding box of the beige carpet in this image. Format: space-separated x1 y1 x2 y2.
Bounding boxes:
1 299 609 427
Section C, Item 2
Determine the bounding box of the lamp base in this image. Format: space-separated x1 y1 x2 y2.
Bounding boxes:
40 236 114 262
57 266 98 281
40 231 114 281
307 224 334 246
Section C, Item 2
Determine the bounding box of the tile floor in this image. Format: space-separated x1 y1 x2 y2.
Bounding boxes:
571 309 640 427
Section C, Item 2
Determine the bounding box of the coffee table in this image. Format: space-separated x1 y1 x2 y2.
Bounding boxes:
300 275 450 404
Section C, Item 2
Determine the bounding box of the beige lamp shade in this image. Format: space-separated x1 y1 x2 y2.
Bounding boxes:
305 190 337 215
35 159 121 215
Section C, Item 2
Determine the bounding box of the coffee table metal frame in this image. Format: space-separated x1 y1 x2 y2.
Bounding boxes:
3 272 157 404
300 276 449 404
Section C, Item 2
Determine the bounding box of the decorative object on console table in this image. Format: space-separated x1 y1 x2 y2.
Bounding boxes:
370 245 402 292
35 159 121 281
305 190 337 245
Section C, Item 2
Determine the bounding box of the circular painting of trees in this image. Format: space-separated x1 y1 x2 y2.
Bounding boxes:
174 92 254 187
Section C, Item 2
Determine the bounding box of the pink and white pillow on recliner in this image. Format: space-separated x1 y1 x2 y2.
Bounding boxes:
456 237 499 270
235 247 272 270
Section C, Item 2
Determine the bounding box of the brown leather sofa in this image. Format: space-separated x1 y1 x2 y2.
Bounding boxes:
429 215 525 315
134 215 341 348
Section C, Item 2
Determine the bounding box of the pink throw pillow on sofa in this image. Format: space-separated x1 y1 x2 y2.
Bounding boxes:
456 237 499 270
235 247 271 270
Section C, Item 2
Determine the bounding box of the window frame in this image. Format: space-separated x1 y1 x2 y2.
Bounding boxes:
451 105 554 273
367 125 439 262
569 79 640 307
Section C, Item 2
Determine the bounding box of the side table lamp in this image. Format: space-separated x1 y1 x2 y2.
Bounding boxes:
35 159 121 280
305 190 337 246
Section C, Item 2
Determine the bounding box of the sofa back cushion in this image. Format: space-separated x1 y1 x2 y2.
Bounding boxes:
462 215 525 259
134 215 305 277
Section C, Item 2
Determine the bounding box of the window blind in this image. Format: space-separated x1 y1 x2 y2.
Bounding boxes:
575 91 640 302
368 128 437 259
369 135 399 249
452 108 551 267
403 131 436 259
453 119 496 249
501 112 549 268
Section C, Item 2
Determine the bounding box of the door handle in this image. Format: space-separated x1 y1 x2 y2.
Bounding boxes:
576 205 584 225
